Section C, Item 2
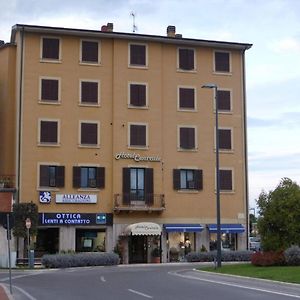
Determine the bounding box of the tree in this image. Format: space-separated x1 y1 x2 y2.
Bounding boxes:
256 178 300 251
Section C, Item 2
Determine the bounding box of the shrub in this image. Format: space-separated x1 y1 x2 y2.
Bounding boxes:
251 251 285 266
284 245 300 266
42 252 119 268
185 250 252 263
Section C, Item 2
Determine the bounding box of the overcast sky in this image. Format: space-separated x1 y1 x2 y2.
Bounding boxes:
1 0 299 210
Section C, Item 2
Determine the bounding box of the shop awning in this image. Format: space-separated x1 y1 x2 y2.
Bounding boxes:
163 224 204 232
124 222 162 236
208 224 245 233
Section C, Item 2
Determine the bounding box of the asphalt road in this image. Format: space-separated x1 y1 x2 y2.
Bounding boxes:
1 263 300 300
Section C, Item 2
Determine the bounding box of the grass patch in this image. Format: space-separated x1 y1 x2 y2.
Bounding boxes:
200 264 300 284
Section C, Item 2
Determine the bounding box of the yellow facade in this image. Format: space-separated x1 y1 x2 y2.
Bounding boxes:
0 24 251 263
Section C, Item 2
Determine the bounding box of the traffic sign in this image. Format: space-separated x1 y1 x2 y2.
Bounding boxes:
25 218 31 229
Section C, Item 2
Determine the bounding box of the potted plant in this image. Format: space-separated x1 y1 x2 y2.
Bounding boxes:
151 247 161 263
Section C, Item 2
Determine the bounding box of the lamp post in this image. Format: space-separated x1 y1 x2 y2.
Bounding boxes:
202 83 222 268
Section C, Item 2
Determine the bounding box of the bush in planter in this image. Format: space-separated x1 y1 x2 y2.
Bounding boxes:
186 250 252 262
251 251 285 266
284 245 300 266
42 252 119 268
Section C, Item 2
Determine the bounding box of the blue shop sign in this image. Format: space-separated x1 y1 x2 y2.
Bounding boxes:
39 213 113 226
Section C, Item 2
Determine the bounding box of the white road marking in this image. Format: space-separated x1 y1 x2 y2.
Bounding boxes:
128 288 153 298
100 276 106 282
13 285 38 300
169 271 300 299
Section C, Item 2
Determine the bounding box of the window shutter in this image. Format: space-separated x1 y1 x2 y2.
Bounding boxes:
217 90 231 111
180 127 195 149
145 168 153 205
215 52 230 72
219 129 232 150
122 168 130 204
179 88 194 109
81 81 98 103
42 38 59 60
130 44 146 66
220 170 232 190
40 121 58 143
56 166 65 187
81 123 97 145
173 169 181 190
194 170 203 190
179 48 194 70
40 165 49 187
96 167 105 188
41 79 58 101
73 166 81 188
82 41 98 63
130 125 146 146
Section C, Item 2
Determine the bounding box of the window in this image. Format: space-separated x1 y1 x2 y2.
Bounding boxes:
173 169 203 190
40 78 59 102
217 90 231 111
178 48 195 71
179 87 195 110
39 165 64 188
81 40 99 64
218 128 232 150
41 37 60 60
122 168 153 204
220 169 233 191
129 43 147 67
73 166 105 189
214 51 230 73
129 123 147 148
80 122 99 146
179 126 196 150
129 83 147 107
39 120 59 144
80 80 99 104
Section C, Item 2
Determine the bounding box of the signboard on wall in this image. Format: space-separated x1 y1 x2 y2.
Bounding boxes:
39 213 113 226
56 194 97 204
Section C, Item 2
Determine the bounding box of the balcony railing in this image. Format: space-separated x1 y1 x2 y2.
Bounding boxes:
114 193 165 213
0 175 15 189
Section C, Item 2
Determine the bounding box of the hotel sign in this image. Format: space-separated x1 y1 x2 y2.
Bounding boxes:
56 194 97 204
115 152 161 162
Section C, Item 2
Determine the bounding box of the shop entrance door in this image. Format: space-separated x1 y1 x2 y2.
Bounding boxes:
129 235 147 264
36 228 59 257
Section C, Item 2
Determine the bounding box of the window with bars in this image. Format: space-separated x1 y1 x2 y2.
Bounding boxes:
81 81 99 104
81 40 99 63
80 122 98 146
179 87 195 109
178 48 195 71
42 37 60 60
73 166 105 189
173 169 203 190
214 51 230 73
40 120 58 144
39 165 65 187
179 127 196 149
41 78 59 102
129 44 146 66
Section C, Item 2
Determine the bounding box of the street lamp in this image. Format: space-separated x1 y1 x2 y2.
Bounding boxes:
202 83 222 268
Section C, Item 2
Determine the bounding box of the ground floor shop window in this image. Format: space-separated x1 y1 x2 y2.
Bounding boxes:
209 233 237 251
76 229 106 252
167 232 195 261
35 228 59 257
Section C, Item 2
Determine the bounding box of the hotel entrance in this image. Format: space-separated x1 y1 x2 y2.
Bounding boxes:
129 235 148 263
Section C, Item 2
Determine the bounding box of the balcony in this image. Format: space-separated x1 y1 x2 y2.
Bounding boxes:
0 175 15 189
113 193 165 213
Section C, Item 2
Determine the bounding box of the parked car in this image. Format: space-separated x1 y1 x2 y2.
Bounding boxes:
249 236 261 251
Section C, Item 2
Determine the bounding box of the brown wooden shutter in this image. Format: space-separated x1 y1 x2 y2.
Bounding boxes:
173 169 181 190
122 168 130 204
96 167 105 188
40 165 49 186
130 125 146 146
220 170 232 190
130 44 146 65
194 170 203 190
40 121 58 143
41 79 58 101
219 129 232 150
215 52 230 72
42 38 59 59
130 84 146 106
82 41 98 62
145 168 153 205
81 81 98 103
73 166 81 188
179 48 194 70
179 88 194 108
56 166 65 187
81 123 97 145
217 90 231 111
180 127 195 149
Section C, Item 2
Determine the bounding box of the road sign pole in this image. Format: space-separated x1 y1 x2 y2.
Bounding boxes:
25 218 31 268
6 214 12 294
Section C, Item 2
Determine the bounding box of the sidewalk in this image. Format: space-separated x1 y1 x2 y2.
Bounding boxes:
0 284 12 300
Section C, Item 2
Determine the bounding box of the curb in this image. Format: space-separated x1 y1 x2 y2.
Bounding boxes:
0 283 13 300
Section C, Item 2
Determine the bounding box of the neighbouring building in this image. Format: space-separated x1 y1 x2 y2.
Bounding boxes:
0 23 252 263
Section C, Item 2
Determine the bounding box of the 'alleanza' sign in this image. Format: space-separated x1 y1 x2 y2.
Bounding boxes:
56 194 97 204
115 152 161 162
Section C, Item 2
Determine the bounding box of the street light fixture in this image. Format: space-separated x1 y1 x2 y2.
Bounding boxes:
202 83 222 268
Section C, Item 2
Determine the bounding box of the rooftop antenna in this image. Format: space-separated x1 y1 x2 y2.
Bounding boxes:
130 11 138 33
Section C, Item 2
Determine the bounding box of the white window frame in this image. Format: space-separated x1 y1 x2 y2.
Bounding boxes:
79 39 101 65
78 120 100 148
128 42 148 69
39 76 61 104
128 122 149 149
213 50 232 75
128 82 149 109
177 85 197 111
177 47 197 72
79 79 101 106
40 36 62 63
177 125 198 151
38 118 60 146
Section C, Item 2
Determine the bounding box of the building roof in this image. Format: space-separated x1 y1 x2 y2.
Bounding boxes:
11 24 252 51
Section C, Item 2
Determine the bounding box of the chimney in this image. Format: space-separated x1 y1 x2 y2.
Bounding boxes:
101 23 113 32
167 25 176 37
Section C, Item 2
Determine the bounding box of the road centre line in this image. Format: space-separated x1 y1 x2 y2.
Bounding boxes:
128 289 153 298
169 271 300 299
